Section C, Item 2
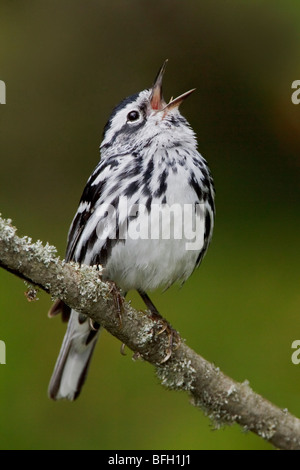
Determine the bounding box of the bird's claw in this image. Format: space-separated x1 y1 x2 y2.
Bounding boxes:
151 315 181 363
89 318 100 331
160 325 181 363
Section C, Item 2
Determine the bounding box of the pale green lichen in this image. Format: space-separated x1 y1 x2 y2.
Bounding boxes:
192 389 242 430
0 216 16 242
242 412 279 441
190 376 248 429
156 356 197 392
255 420 277 440
134 317 153 346
0 215 59 267
23 239 58 267
77 264 104 306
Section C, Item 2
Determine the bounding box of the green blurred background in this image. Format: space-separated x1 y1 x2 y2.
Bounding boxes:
0 0 300 450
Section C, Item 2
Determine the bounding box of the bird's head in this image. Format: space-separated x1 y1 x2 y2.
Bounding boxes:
101 60 196 155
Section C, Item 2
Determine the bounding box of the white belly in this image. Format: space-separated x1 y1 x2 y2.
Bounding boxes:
105 197 206 292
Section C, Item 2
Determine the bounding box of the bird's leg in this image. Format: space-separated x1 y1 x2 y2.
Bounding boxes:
138 290 163 321
138 290 181 363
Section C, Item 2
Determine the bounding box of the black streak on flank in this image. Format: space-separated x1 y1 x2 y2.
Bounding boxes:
86 228 99 254
154 169 168 198
145 158 154 180
141 158 154 198
97 237 115 266
195 210 212 267
81 179 106 209
125 179 140 197
204 210 211 243
146 196 152 212
189 173 203 201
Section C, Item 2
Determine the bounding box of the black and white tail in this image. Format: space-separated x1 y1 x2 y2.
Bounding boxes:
48 309 100 401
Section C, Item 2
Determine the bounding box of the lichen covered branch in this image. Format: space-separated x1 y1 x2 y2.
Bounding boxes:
0 215 300 450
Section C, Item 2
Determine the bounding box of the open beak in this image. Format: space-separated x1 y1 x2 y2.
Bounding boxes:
150 60 168 110
150 59 196 112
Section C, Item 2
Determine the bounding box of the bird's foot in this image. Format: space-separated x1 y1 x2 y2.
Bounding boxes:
150 311 181 363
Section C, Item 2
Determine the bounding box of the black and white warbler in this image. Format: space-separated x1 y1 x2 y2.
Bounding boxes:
48 60 215 400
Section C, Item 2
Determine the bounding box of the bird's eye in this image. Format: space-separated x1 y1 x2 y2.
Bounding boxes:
127 110 140 122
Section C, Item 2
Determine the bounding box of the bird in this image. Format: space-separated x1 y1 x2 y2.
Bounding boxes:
48 60 215 401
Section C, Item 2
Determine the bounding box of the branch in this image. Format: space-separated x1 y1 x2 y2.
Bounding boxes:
0 215 299 450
